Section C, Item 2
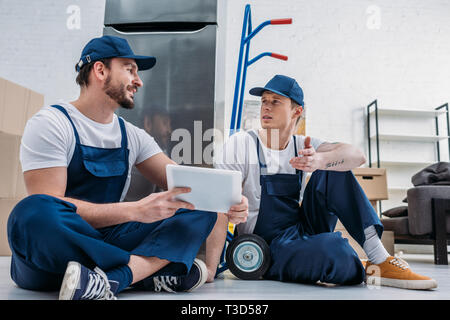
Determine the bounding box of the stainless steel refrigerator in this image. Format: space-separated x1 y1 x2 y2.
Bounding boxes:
103 0 226 200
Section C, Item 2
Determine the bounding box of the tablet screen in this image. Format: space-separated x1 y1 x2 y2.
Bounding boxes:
166 164 242 213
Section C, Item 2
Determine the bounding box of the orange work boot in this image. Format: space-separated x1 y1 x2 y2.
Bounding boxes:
365 256 437 290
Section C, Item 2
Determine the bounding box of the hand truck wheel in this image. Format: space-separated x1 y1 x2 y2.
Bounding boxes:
225 233 271 280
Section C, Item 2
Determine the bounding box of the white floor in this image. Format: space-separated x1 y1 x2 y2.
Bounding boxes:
0 253 449 300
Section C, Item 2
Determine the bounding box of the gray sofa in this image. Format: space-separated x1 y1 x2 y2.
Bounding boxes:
381 186 450 265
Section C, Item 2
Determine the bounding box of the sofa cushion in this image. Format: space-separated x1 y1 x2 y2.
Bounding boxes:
382 206 408 218
407 186 450 235
381 217 409 235
411 162 450 186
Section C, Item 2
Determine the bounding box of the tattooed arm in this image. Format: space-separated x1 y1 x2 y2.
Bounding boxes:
289 137 366 172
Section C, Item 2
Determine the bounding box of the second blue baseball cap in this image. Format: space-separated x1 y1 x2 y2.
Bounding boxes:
76 35 156 72
249 75 304 106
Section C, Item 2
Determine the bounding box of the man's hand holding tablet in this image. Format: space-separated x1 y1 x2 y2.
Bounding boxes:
134 187 195 223
224 196 248 225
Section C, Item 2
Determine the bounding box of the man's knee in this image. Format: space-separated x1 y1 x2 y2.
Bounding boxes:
170 210 217 239
10 194 73 226
308 170 354 188
8 194 76 250
184 210 218 237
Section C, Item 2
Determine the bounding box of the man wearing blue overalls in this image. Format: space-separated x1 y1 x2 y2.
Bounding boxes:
215 75 437 290
7 35 248 300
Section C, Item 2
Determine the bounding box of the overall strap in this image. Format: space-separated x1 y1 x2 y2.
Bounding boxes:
248 130 268 175
117 117 128 149
49 105 80 144
293 135 300 175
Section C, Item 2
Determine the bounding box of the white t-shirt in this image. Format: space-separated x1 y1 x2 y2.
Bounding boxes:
214 130 325 234
20 101 162 201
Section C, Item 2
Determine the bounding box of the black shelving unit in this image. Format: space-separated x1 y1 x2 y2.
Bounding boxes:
367 100 449 168
366 100 450 216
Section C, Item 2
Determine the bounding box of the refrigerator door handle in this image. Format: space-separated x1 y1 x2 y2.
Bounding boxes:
107 22 214 34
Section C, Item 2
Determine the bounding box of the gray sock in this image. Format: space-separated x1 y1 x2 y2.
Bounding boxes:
363 225 390 264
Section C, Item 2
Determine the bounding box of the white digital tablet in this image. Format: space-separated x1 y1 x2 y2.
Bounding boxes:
166 164 242 213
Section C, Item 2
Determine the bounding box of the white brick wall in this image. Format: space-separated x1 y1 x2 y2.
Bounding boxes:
1 0 448 143
224 0 450 147
222 0 450 211
0 0 105 105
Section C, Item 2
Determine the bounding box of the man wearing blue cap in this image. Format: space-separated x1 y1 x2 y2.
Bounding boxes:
214 75 437 290
7 35 248 300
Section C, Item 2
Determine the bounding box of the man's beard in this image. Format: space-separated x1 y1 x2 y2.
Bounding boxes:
104 75 136 110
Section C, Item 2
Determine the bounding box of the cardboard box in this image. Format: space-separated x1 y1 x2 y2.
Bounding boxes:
370 199 380 215
0 77 41 199
0 132 27 198
352 167 388 200
0 198 20 256
335 220 394 258
0 77 44 136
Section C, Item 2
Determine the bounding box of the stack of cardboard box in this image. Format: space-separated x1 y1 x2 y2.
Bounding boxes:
0 77 44 255
353 167 389 214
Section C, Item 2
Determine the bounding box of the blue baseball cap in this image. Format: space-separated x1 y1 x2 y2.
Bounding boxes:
76 35 156 72
249 75 304 106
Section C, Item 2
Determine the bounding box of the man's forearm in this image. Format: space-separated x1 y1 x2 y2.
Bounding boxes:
319 144 366 171
56 196 136 229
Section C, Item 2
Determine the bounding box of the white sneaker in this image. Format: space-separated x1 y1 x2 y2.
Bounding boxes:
59 261 118 300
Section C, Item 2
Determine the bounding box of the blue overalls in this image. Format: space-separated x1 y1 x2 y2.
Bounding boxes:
248 130 383 285
7 105 217 291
